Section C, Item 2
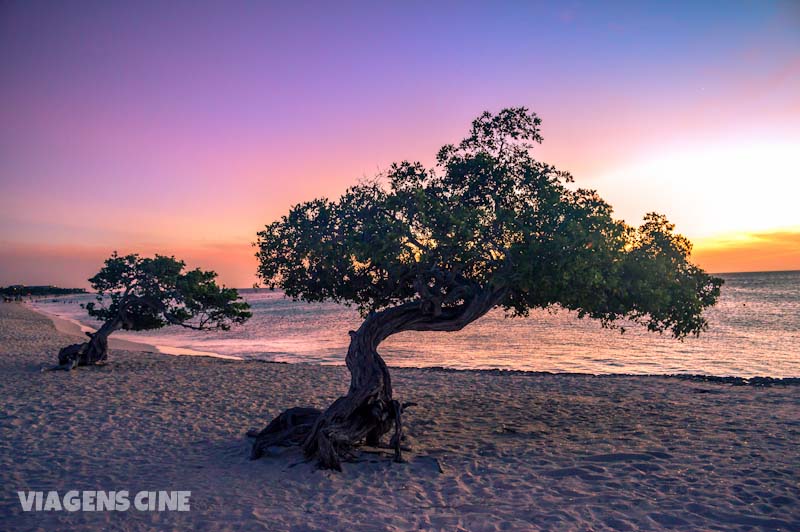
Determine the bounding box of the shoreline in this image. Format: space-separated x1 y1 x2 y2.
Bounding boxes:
393 365 800 386
25 303 242 361
18 302 800 383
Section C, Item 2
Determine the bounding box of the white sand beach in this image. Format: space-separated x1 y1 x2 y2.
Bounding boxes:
1 302 798 531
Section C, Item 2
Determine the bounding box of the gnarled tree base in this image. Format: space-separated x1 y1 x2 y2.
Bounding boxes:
250 392 408 470
55 331 110 369
251 326 408 470
250 289 503 470
249 407 321 458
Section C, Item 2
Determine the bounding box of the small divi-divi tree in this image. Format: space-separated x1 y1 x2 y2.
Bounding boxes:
250 108 723 470
55 253 251 369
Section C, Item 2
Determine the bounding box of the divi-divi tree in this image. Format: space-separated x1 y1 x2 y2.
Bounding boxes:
250 108 723 469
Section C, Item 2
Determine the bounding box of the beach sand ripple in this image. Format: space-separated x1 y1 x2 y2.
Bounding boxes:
1 303 798 531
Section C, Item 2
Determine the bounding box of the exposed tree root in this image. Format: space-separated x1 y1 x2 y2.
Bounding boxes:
250 289 504 470
250 407 321 459
55 330 112 369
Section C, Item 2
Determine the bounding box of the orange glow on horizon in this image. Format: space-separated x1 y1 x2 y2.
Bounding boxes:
2 226 798 290
691 229 800 274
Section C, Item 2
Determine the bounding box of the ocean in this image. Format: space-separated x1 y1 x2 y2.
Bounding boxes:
31 271 799 378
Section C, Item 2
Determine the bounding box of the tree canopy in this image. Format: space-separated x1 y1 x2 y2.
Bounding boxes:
251 107 724 469
256 107 722 339
85 252 251 332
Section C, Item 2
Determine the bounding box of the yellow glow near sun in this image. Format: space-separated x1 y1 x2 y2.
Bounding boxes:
589 138 800 240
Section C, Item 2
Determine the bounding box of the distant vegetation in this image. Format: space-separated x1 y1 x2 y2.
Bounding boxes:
52 253 251 370
1 285 87 299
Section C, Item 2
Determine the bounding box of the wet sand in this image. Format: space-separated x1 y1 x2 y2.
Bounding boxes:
1 303 798 530
33 304 241 360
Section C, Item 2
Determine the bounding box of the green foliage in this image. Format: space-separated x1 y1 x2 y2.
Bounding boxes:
0 285 86 297
85 252 251 331
257 108 722 338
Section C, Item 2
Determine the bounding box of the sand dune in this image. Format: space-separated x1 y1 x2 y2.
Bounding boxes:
1 303 798 530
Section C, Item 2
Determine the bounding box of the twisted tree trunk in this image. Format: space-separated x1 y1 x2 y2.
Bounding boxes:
251 287 505 470
56 318 122 369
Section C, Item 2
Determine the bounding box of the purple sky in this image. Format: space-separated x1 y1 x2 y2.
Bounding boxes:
1 1 799 286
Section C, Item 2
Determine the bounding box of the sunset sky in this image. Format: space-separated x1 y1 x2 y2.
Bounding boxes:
1 1 798 288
